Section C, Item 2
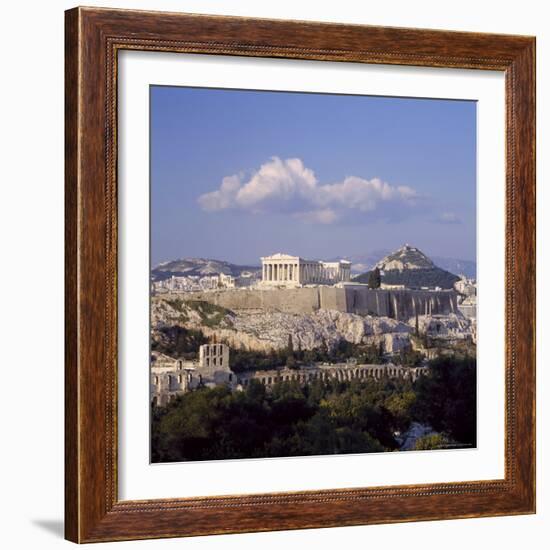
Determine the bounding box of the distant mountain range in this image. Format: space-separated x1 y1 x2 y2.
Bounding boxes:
152 258 260 282
430 257 477 279
352 245 465 289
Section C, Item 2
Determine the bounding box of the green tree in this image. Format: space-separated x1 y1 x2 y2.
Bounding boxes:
245 378 266 403
151 325 208 359
399 348 423 367
287 333 294 355
368 267 382 289
384 391 416 432
412 357 476 446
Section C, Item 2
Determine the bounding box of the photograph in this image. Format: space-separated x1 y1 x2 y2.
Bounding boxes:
149 86 478 463
0 0 541 546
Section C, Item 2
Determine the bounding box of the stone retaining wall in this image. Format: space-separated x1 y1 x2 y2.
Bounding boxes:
180 287 457 321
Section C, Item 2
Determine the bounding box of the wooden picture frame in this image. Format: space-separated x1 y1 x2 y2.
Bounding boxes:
65 6 536 543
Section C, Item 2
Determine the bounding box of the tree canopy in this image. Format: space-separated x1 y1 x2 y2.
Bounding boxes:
367 267 382 289
151 357 477 462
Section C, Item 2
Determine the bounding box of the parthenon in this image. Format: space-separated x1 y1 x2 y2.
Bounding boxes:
260 253 351 287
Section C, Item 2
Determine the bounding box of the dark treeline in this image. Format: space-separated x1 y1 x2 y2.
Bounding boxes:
353 267 459 289
152 325 208 360
151 356 476 462
229 338 387 373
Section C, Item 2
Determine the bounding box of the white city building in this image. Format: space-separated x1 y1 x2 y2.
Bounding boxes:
458 295 477 319
454 275 477 297
260 253 351 287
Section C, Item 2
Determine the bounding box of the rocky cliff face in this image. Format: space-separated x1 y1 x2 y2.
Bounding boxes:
376 244 435 271
151 296 412 353
228 309 411 351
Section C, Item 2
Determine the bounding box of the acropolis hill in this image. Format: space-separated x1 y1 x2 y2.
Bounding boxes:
153 247 461 322
151 247 476 381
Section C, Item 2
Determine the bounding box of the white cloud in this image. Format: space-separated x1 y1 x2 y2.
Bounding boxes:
313 176 418 212
435 212 462 224
294 208 338 225
197 156 420 224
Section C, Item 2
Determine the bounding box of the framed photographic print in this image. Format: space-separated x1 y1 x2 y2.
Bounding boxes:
65 7 536 543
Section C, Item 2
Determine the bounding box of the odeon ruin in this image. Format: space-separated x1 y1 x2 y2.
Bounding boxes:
150 344 238 406
150 344 426 406
238 362 427 389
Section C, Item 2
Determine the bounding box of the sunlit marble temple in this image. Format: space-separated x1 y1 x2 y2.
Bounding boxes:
260 253 351 287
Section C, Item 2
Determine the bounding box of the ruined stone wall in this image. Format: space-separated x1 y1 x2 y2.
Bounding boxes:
239 363 427 387
182 287 457 321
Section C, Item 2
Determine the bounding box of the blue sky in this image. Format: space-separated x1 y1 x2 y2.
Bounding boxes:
151 86 476 267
